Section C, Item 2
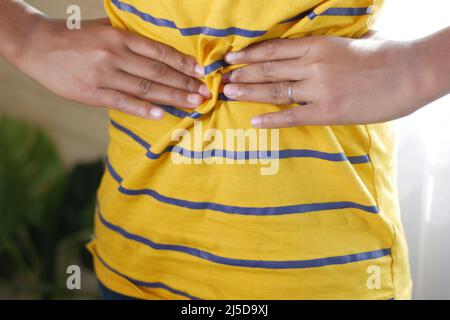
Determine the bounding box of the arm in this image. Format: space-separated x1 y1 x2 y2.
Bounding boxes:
0 0 44 60
0 1 210 119
221 27 450 127
414 27 450 107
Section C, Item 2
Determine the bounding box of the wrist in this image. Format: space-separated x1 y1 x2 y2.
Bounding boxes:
409 27 450 109
4 14 50 67
405 35 450 109
388 39 436 114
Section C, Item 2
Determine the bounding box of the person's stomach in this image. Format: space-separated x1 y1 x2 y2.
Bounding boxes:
89 0 411 299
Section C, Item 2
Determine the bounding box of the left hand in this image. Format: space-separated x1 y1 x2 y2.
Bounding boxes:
223 36 420 128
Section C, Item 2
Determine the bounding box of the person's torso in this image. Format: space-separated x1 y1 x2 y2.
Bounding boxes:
88 0 412 300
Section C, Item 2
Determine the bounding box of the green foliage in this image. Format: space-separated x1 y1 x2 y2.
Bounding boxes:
0 117 103 299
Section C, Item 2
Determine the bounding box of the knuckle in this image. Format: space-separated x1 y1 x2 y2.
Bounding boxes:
283 108 301 126
153 42 168 60
262 61 277 78
264 39 280 57
309 37 328 54
270 82 284 101
173 90 186 102
184 77 197 92
109 28 124 41
242 85 253 97
309 62 326 77
94 48 115 62
137 79 154 96
113 94 129 111
180 55 195 74
135 107 148 117
150 61 168 78
238 48 250 61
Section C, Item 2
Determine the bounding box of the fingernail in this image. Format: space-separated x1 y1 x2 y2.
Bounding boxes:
150 108 164 119
251 117 262 128
199 84 211 98
223 84 239 97
187 93 203 106
195 64 205 76
225 51 240 63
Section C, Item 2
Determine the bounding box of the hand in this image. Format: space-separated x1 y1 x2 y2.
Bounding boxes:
11 18 210 120
223 36 424 128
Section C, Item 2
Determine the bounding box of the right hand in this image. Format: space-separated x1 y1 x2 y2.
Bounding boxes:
11 18 210 120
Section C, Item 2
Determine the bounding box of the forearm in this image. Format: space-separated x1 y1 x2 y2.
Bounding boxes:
410 27 450 108
0 0 45 62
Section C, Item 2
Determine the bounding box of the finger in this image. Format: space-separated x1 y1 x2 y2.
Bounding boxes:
108 71 205 109
125 34 205 77
225 58 306 84
224 38 312 64
118 52 211 97
94 88 165 120
251 105 331 128
223 81 310 105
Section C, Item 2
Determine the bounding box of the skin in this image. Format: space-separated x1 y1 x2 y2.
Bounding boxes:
223 27 450 128
0 1 449 126
0 0 211 120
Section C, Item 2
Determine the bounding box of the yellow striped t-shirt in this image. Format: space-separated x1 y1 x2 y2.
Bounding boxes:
87 0 412 300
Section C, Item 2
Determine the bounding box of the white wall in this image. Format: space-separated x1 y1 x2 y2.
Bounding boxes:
375 0 450 300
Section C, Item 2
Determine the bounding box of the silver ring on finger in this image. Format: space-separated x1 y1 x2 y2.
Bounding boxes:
287 82 295 103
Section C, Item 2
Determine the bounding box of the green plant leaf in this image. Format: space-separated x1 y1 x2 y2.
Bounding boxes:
0 117 66 246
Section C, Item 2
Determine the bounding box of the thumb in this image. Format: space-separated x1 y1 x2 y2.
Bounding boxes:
251 105 330 128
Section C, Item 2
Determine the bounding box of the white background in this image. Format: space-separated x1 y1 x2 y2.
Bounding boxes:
375 0 450 299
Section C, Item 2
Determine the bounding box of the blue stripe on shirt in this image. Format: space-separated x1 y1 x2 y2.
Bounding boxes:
97 204 389 269
96 253 201 300
110 0 371 38
105 157 379 215
110 119 371 164
110 0 266 38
